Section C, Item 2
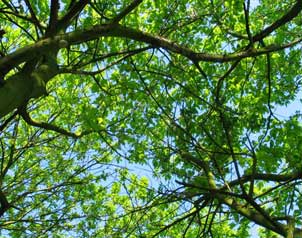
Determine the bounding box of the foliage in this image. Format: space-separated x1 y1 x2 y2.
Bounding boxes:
0 0 302 237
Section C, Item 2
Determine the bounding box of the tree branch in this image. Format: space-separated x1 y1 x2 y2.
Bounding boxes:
1 23 302 75
0 10 46 29
59 47 149 75
23 0 43 32
243 1 253 45
2 13 36 41
228 170 302 187
18 104 95 139
64 24 302 62
151 209 199 238
46 0 60 35
112 0 143 23
0 189 10 217
0 110 18 132
222 196 286 236
252 0 302 42
56 0 90 32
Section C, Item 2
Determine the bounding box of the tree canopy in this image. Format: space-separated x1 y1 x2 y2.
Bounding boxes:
0 0 302 237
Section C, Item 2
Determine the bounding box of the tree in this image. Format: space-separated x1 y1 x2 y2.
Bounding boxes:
0 0 301 237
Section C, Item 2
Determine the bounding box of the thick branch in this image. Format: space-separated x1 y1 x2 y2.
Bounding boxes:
2 23 301 74
222 195 302 237
47 0 60 35
0 55 59 118
243 1 253 44
56 0 89 32
222 196 286 236
252 0 302 42
229 170 302 187
0 21 301 118
0 73 33 118
0 190 10 217
83 25 302 63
